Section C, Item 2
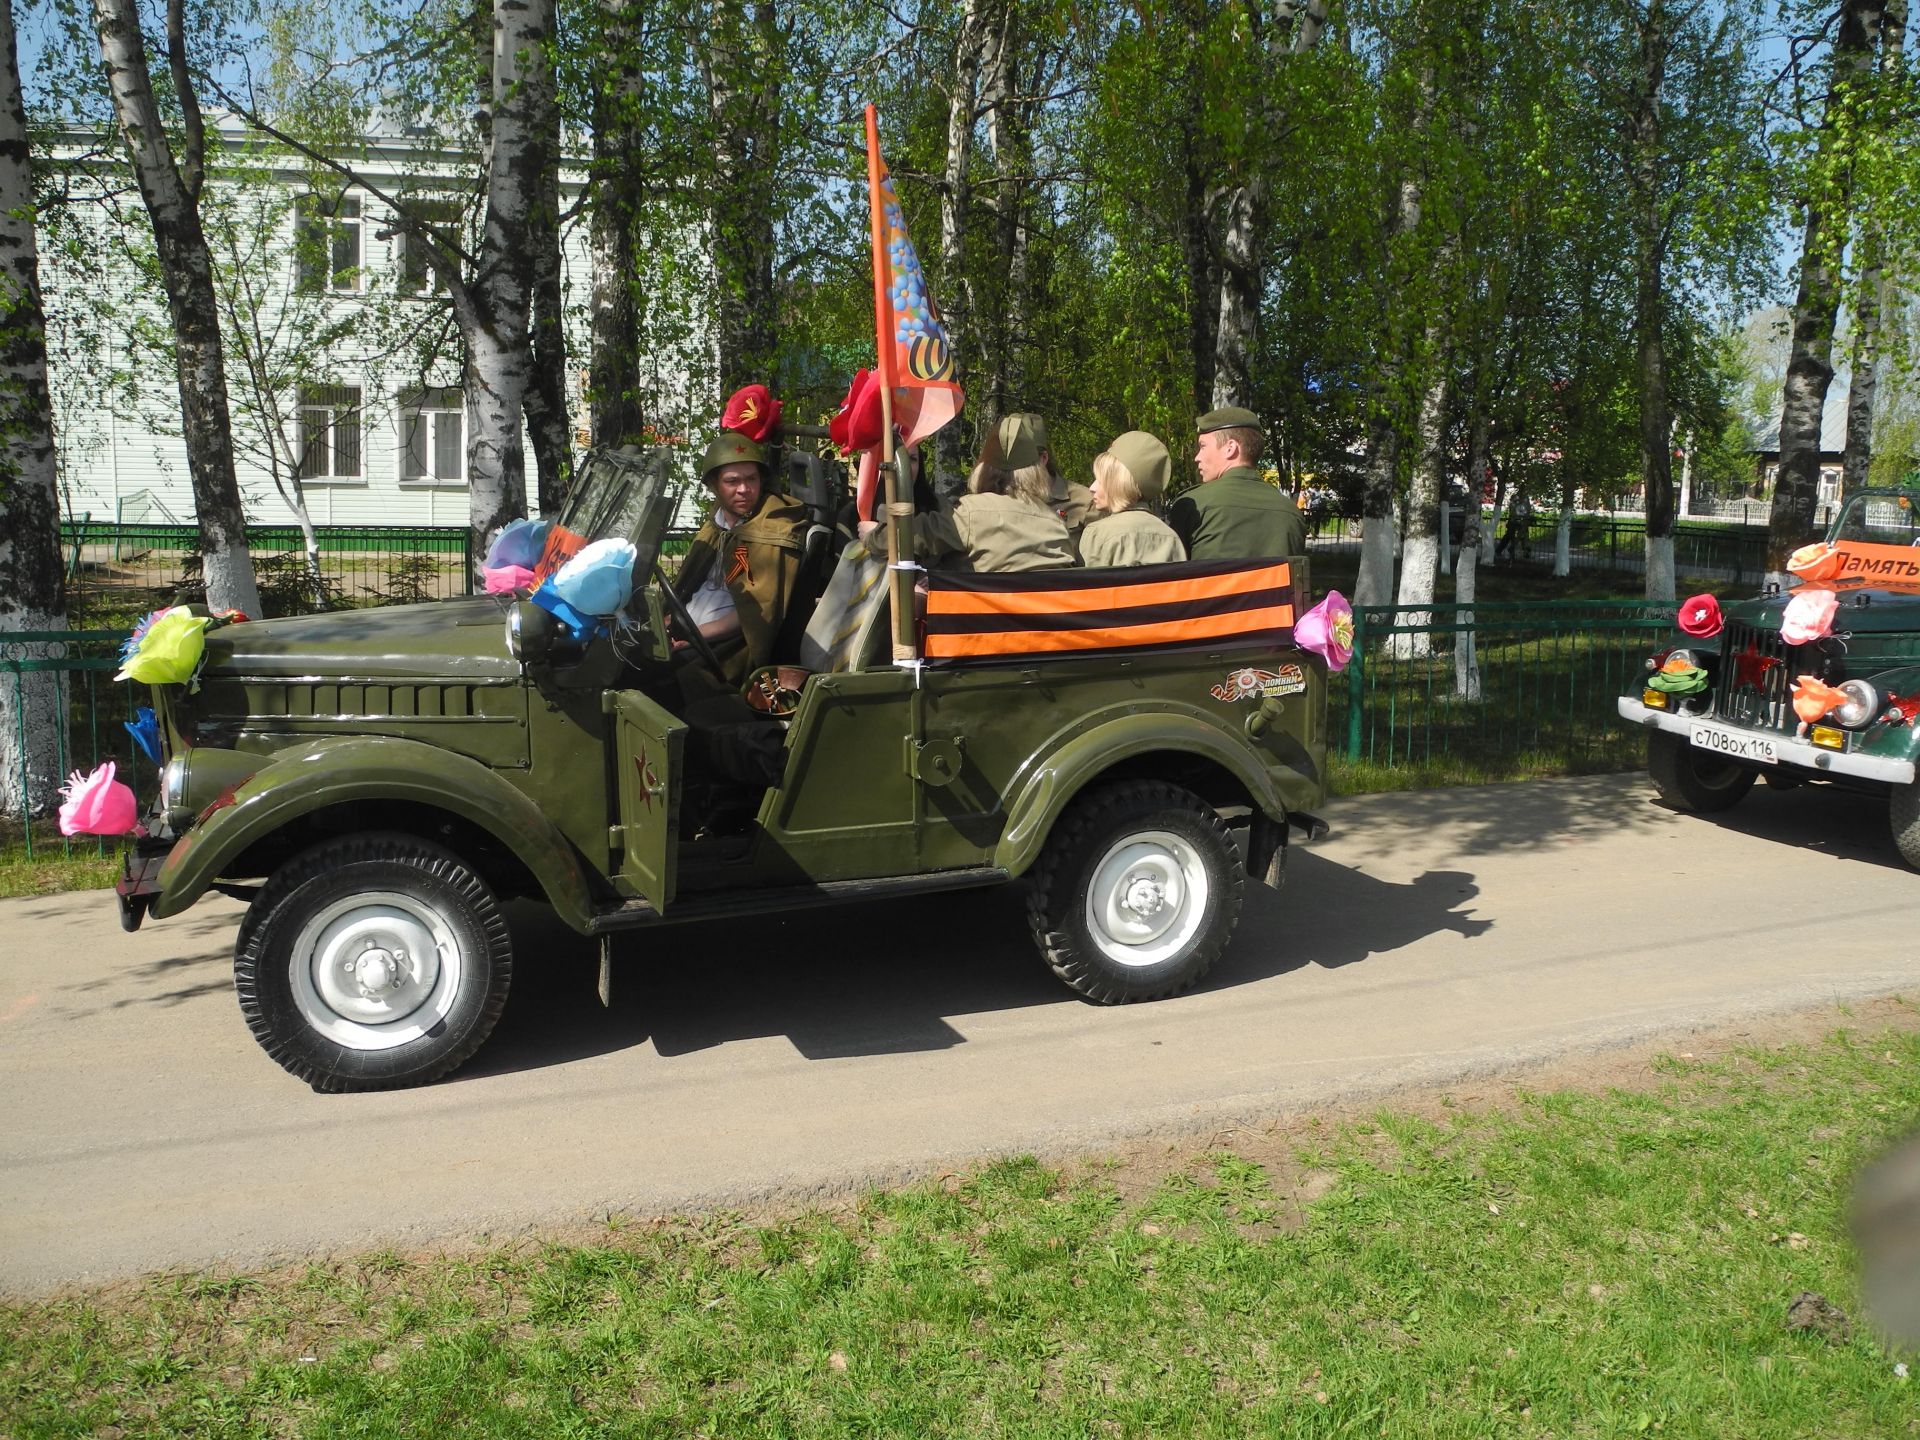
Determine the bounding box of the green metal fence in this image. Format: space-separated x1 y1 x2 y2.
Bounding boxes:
1 630 141 859
1306 512 1772 583
1336 601 1675 775
59 522 478 623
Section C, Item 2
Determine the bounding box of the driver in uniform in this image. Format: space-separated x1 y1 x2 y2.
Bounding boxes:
673 431 810 688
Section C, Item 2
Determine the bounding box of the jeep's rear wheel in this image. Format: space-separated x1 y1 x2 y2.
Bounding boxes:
1027 781 1242 1004
1892 780 1920 872
234 833 512 1092
1648 732 1758 813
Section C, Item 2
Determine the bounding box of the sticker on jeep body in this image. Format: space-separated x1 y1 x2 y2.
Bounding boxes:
1212 664 1306 703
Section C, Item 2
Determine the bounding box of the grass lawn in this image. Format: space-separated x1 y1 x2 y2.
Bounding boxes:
0 827 123 899
5 1018 1916 1438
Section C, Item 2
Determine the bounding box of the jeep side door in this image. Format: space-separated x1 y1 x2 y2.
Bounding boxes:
606 689 685 908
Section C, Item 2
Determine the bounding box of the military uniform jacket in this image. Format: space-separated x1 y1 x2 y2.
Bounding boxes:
1166 466 1306 562
1078 509 1187 568
676 491 810 683
868 492 1076 574
1047 473 1100 551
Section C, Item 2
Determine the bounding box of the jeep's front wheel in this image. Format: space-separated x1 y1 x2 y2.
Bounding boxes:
1648 732 1757 813
234 833 512 1092
1027 782 1243 1004
1892 780 1920 872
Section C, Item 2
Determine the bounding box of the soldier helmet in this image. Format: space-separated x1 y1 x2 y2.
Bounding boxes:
699 431 767 485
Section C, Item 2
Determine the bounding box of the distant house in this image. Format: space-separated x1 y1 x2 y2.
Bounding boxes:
39 117 708 532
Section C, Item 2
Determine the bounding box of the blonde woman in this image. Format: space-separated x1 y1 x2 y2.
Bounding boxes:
1079 431 1186 568
858 461 1075 574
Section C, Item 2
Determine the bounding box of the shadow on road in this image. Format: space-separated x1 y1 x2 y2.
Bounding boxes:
464 849 1496 1082
1649 779 1908 872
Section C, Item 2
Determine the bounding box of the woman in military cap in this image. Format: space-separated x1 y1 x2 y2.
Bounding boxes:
857 454 1075 574
674 431 812 685
1079 431 1185 568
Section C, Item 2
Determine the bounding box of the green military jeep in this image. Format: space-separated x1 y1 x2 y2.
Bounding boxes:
1617 487 1920 868
115 447 1330 1090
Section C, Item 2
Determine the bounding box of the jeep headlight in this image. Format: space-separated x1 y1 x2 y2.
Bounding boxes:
1666 648 1698 670
160 755 189 810
1831 679 1883 730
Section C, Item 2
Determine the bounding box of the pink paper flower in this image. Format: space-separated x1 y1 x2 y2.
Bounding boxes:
483 563 536 595
1296 590 1354 672
1676 593 1723 639
1780 587 1838 645
57 760 138 838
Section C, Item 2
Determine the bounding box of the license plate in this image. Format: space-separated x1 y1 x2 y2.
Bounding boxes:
1689 721 1777 765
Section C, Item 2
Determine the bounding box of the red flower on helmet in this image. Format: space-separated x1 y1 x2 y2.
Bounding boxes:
1676 593 1722 639
721 383 782 442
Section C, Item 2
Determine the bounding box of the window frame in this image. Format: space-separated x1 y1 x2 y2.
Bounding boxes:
294 382 366 485
295 193 364 295
398 387 467 487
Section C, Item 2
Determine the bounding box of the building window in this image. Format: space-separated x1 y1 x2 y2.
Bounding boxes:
296 194 362 293
297 384 363 481
397 200 461 295
400 388 464 484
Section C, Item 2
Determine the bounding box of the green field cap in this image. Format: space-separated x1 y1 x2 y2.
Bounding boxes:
1197 405 1260 434
995 413 1043 470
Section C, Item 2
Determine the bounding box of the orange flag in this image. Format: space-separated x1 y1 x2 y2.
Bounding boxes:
864 105 964 448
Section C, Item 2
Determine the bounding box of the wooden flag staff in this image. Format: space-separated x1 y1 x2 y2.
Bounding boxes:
864 103 918 664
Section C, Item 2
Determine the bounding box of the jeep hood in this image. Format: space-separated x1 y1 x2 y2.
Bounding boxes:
202 597 520 680
1724 586 1920 638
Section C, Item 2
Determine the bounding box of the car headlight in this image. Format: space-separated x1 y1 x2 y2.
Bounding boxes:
160 755 189 810
1831 679 1883 729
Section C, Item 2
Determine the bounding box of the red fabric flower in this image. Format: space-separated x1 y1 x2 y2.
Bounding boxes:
1676 593 1722 639
829 369 884 455
721 383 782 442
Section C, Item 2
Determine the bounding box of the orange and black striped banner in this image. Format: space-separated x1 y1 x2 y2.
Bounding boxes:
923 558 1295 664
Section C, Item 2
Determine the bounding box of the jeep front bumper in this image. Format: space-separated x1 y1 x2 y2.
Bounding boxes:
1617 696 1917 785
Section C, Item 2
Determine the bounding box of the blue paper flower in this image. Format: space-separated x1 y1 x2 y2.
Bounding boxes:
124 706 162 765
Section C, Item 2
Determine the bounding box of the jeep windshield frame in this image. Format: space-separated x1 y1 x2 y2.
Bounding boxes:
1827 488 1920 548
540 446 682 579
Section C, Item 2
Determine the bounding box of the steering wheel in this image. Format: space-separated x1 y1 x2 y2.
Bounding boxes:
653 561 730 677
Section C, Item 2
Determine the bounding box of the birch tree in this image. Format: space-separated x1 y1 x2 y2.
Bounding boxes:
1769 0 1890 572
0 0 67 819
92 0 262 616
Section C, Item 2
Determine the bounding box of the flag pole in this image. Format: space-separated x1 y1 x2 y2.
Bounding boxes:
864 103 916 664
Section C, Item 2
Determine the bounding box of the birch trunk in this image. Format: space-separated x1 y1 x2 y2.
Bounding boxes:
1209 0 1325 407
1627 0 1676 602
93 0 260 617
704 0 780 396
935 0 988 486
524 118 571 515
587 4 647 450
1356 418 1398 608
1390 350 1449 660
1769 0 1886 574
1454 413 1489 700
980 9 1032 411
462 0 557 574
1843 2 1905 495
1182 150 1218 415
0 0 67 818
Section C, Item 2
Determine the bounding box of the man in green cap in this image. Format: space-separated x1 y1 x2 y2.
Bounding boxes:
1007 412 1099 552
1167 407 1306 562
674 431 811 686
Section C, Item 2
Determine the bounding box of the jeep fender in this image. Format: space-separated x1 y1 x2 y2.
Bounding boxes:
1857 665 1920 767
151 735 598 930
992 710 1287 878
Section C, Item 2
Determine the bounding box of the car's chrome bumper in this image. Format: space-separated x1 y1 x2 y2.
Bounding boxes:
1617 697 1916 785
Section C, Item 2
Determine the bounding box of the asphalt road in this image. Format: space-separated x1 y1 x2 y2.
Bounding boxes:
4 772 1915 1293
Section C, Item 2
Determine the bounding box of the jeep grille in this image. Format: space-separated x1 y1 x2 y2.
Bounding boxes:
1714 620 1792 733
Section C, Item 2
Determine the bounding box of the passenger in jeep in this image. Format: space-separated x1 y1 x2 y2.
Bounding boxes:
673 431 812 687
858 460 1075 574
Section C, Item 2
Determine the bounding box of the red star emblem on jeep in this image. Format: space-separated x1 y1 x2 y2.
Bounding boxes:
1731 642 1779 691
